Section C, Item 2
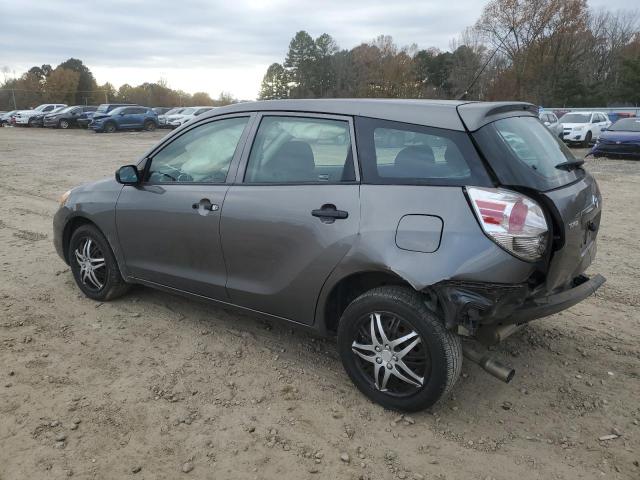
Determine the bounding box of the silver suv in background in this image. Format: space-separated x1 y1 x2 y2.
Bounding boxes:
53 100 604 411
539 111 562 138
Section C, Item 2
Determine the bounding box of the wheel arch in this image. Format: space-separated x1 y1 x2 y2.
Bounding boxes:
62 215 126 279
318 270 415 335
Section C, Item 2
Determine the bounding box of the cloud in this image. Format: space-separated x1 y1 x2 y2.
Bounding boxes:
0 0 632 99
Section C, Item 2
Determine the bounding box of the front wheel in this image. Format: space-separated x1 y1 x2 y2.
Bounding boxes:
103 122 116 133
68 224 130 301
59 119 70 129
582 131 592 148
337 286 462 412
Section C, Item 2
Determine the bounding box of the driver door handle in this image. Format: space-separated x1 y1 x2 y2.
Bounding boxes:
192 199 219 211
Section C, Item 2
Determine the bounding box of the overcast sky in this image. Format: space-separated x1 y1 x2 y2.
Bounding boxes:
0 0 636 100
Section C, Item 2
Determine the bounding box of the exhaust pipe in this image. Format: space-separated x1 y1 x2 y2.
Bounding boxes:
462 343 515 383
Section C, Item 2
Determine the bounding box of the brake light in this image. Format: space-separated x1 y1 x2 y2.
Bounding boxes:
467 187 548 262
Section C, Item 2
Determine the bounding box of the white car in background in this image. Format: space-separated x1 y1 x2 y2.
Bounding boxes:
560 111 611 147
13 103 67 126
158 107 185 128
166 106 216 128
539 111 563 138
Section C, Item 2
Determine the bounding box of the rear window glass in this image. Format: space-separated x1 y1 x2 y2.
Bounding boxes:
355 117 491 186
473 116 584 191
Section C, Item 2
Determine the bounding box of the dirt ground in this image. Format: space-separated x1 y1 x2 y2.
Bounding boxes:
0 127 638 480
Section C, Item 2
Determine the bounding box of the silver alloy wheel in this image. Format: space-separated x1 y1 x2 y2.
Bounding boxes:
352 312 425 393
74 238 106 290
59 119 69 129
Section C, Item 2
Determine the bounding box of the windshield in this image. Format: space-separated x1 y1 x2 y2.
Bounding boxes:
166 108 183 115
473 116 584 191
109 107 125 115
34 105 49 111
560 113 591 124
57 106 76 114
180 108 196 115
609 118 640 132
96 104 110 113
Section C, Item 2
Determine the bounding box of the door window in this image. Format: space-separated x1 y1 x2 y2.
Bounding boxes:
146 116 249 183
245 116 354 183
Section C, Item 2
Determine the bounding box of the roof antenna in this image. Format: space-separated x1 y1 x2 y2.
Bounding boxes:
457 27 514 101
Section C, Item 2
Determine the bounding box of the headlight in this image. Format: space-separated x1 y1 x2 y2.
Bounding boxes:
59 190 72 206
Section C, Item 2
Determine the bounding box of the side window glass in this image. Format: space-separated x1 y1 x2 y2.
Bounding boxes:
245 116 353 184
373 128 469 180
355 117 489 186
147 116 249 184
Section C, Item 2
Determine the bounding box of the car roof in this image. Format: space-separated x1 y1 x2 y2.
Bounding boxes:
198 99 537 131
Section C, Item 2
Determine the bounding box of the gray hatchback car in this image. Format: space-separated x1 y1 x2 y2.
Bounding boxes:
54 99 605 411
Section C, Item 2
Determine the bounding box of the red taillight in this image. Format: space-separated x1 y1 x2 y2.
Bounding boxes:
467 187 548 262
508 200 528 233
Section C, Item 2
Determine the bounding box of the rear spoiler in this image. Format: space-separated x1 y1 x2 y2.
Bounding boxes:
457 102 538 132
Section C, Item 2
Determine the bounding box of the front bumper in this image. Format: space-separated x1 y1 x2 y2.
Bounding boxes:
14 117 30 125
53 206 71 263
563 130 588 142
434 273 606 333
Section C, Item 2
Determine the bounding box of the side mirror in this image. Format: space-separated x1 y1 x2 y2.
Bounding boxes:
119 112 126 116
116 165 140 185
544 121 550 126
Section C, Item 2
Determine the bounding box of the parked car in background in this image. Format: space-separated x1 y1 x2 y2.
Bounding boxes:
539 111 562 138
28 106 68 127
78 103 137 128
165 106 215 128
0 110 18 126
158 107 185 128
43 105 98 129
590 117 640 158
54 99 604 412
560 111 611 147
89 106 158 133
13 104 67 127
152 107 171 116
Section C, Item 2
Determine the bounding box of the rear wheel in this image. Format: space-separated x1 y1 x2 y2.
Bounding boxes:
337 286 462 412
104 122 116 133
59 119 70 129
68 224 130 301
144 120 156 131
582 131 592 148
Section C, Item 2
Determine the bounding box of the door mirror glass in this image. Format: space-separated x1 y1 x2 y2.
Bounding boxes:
116 165 140 185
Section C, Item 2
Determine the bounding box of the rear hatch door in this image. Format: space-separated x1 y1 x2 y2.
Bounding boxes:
467 110 602 291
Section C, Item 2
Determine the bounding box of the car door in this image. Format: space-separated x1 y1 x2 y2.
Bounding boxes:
220 113 361 325
115 114 253 299
591 113 602 138
124 107 145 129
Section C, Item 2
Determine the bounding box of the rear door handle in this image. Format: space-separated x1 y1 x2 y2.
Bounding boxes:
312 204 348 221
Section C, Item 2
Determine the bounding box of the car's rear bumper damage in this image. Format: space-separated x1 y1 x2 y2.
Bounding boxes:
432 273 606 342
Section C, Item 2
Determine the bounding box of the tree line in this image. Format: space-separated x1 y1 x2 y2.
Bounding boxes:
0 59 237 110
260 0 640 106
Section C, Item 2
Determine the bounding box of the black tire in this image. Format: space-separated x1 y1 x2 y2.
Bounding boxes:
103 122 116 133
337 286 462 412
144 120 156 131
68 224 130 301
582 131 592 148
27 118 36 127
59 119 70 129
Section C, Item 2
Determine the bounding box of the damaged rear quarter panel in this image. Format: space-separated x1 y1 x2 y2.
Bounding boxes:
315 185 536 326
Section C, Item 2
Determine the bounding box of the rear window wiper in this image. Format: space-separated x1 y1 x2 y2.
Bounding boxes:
555 159 585 171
